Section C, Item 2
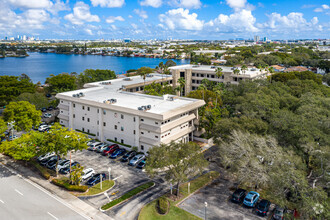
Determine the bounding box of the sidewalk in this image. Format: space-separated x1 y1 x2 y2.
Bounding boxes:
0 154 113 220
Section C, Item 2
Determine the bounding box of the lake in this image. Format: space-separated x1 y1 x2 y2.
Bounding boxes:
0 52 189 83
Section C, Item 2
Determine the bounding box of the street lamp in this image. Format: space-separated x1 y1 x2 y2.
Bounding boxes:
8 121 15 139
108 167 111 181
204 202 207 220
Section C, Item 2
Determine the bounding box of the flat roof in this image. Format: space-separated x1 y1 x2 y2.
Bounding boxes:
169 64 265 76
58 74 204 115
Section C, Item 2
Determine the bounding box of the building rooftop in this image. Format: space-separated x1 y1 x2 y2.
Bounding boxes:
169 64 266 76
57 74 204 115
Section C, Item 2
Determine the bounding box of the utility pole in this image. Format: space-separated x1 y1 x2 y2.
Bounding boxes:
204 202 207 220
100 174 103 190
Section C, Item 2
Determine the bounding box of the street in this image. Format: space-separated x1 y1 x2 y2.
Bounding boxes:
0 164 89 220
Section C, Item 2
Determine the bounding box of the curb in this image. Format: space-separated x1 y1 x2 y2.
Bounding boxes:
78 180 116 197
100 182 156 212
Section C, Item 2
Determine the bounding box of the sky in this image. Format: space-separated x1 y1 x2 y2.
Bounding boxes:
0 0 329 40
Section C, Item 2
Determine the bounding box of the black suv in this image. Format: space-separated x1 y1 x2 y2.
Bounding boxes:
231 188 247 203
121 151 137 162
256 199 271 216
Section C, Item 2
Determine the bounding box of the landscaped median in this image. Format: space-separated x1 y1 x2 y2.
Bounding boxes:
101 181 155 211
138 171 220 220
30 160 53 180
77 180 115 196
52 177 88 192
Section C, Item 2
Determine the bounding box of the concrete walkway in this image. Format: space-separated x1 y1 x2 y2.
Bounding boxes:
0 154 113 220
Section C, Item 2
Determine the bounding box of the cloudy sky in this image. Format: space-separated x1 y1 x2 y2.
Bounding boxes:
1 0 329 40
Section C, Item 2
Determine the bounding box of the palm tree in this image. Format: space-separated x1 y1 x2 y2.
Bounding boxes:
233 69 240 75
177 77 186 96
137 66 153 91
215 67 223 84
198 84 207 101
213 86 222 107
268 67 274 83
241 65 247 74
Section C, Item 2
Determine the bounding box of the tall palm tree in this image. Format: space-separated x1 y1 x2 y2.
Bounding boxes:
241 65 247 74
213 86 222 107
137 67 153 91
198 84 207 101
215 67 223 84
177 77 186 96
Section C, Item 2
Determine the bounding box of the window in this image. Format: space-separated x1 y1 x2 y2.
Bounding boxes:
97 120 99 125
82 128 85 132
211 75 215 78
87 118 90 122
121 139 124 144
97 132 99 136
121 126 124 131
133 117 136 122
60 120 63 124
73 114 75 118
155 122 158 125
97 109 99 113
114 125 117 130
140 118 144 122
192 80 196 83
73 104 75 108
201 74 204 77
155 135 158 138
141 132 144 135
61 101 63 103
61 111 63 113
114 137 117 142
82 106 85 110
103 110 106 115
103 122 106 126
180 72 185 78
87 107 90 111
87 129 90 133
192 73 195 76
141 145 144 151
133 130 136 134
197 74 199 77
121 114 124 119
82 117 85 121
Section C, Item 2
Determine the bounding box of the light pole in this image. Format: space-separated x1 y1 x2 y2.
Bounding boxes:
8 121 15 139
100 174 103 190
204 202 207 220
108 167 111 181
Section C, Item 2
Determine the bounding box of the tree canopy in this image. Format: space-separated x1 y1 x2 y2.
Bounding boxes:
14 92 49 110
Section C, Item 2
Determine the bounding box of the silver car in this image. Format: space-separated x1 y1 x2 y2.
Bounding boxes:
128 154 145 166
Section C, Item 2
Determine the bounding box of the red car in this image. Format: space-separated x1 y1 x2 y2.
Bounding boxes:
102 144 119 156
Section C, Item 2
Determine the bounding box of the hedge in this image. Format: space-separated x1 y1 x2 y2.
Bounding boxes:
157 197 169 215
75 129 96 136
30 160 51 180
51 178 88 192
102 181 154 210
107 139 132 148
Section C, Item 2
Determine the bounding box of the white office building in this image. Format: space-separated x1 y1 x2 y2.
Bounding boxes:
56 74 205 153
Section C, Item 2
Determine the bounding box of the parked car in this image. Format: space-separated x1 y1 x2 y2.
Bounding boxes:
102 144 119 156
128 154 145 166
95 143 108 153
109 148 126 159
60 162 80 174
8 135 18 141
121 151 137 162
37 152 55 162
48 158 65 170
46 94 51 98
231 188 247 203
40 155 57 166
47 106 53 111
43 113 52 118
87 139 97 146
45 156 60 168
272 206 286 220
136 159 146 169
87 142 102 151
41 107 47 112
86 173 106 186
82 168 95 181
38 125 49 132
243 191 260 207
57 159 72 171
256 199 271 216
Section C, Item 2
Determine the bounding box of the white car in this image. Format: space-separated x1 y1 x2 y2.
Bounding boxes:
82 168 95 181
43 113 52 118
38 125 49 132
37 152 55 161
57 159 73 170
87 142 102 151
96 143 108 153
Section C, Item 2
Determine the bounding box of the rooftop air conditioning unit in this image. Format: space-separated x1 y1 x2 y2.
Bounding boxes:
72 94 77 97
251 68 256 71
146 105 151 110
210 66 216 69
146 74 153 77
192 65 199 68
138 107 143 111
123 77 132 81
79 92 84 97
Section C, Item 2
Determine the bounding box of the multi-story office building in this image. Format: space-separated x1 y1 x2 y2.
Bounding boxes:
56 74 205 153
170 64 267 96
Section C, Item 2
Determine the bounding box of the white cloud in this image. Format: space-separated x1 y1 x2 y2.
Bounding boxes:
84 28 93 35
314 4 329 13
91 0 125 8
170 0 202 9
226 0 246 9
322 4 329 9
134 9 148 19
106 16 125 23
128 15 133 18
207 9 258 33
64 2 100 25
159 8 204 30
140 0 162 8
48 0 70 15
8 0 52 9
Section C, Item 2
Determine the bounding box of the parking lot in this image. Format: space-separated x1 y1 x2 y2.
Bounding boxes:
69 148 152 208
179 177 275 220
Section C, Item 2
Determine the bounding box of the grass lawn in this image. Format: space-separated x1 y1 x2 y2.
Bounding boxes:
138 171 219 220
77 180 115 196
138 199 201 220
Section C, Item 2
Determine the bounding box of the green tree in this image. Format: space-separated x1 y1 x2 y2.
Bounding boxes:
3 101 41 131
41 123 89 177
137 67 154 90
45 73 77 94
215 67 223 83
70 164 84 185
197 84 207 100
233 68 240 75
77 69 116 88
241 65 247 74
146 141 208 196
0 118 6 137
165 60 176 67
177 77 186 96
14 92 49 110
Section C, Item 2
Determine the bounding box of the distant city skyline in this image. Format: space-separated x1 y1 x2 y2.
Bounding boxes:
1 0 329 40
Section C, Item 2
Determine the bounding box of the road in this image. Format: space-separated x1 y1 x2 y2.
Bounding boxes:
0 164 89 220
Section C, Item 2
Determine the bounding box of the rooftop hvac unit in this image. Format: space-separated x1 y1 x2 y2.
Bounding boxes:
123 77 132 81
79 92 84 97
146 74 153 77
146 105 151 110
138 107 143 111
101 81 111 85
251 68 257 71
192 65 199 67
210 66 216 69
72 94 77 97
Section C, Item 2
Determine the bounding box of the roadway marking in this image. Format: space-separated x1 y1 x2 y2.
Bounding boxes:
0 199 4 204
113 175 122 180
15 189 23 196
119 211 126 216
47 212 59 220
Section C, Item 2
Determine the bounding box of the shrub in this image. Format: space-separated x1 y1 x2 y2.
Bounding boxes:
30 160 51 180
106 139 132 148
101 182 154 210
157 197 169 214
75 129 96 136
51 178 88 192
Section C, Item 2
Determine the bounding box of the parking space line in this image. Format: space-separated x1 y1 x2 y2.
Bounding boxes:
0 199 4 204
113 175 122 180
119 211 126 216
47 212 59 220
15 189 23 196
